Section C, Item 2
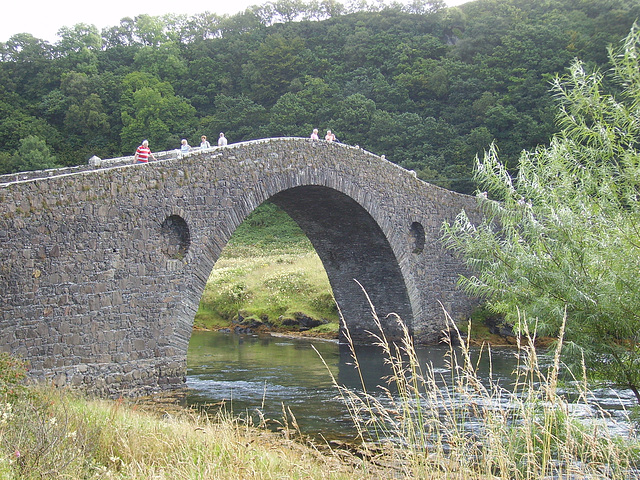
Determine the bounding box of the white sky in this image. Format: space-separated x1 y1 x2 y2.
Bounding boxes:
1 0 471 44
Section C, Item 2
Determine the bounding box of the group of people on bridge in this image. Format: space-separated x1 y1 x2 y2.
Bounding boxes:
134 133 228 164
177 133 228 157
134 129 339 164
310 129 338 142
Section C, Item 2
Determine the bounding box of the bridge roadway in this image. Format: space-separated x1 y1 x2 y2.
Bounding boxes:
0 137 479 396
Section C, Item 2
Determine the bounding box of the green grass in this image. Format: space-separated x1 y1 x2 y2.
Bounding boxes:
195 202 339 332
0 387 370 480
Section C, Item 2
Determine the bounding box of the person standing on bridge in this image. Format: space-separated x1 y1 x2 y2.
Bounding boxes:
218 132 228 146
134 140 156 163
310 128 319 140
325 130 336 142
200 135 211 149
180 139 191 155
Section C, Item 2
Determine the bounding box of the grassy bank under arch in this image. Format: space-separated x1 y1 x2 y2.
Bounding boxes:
194 202 340 335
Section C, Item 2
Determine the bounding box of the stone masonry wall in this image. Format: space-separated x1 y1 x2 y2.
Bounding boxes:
0 138 479 396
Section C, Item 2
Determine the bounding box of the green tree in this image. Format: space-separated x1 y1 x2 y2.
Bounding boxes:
0 151 13 174
133 14 170 46
133 42 188 82
178 12 223 42
245 33 306 105
1 0 638 179
329 93 376 145
201 94 268 142
0 33 54 102
268 92 312 136
442 25 640 403
56 23 103 52
403 0 446 15
120 72 197 151
101 17 137 47
11 135 59 172
267 76 333 136
0 100 60 160
65 93 110 139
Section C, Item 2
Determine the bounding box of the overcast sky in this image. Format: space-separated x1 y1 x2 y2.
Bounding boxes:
1 0 471 44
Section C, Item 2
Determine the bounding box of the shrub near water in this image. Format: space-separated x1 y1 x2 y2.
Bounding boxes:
442 25 640 405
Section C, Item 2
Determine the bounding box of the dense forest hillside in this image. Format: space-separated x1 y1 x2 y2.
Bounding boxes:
1 0 638 193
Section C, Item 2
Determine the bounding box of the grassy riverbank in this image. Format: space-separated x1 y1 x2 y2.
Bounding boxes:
0 387 372 479
2 319 639 479
195 202 340 335
0 353 369 479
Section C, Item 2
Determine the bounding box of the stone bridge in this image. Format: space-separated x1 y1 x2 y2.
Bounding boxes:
0 138 479 396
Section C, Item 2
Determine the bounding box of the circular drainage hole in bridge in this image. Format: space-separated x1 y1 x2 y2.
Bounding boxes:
160 215 191 260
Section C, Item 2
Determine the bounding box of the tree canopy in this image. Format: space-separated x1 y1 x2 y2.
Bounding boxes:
0 0 638 185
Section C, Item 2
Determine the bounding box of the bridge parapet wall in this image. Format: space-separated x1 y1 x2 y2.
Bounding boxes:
0 138 479 396
0 145 223 186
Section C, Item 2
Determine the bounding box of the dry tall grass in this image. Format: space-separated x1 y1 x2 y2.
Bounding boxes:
2 299 639 479
0 388 371 479
317 292 640 479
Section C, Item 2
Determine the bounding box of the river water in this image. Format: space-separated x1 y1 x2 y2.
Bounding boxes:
186 330 637 442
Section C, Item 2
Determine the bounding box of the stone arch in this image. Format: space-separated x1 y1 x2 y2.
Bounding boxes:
270 185 412 342
179 183 411 348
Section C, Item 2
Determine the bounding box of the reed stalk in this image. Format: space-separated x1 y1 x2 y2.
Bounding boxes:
318 293 640 479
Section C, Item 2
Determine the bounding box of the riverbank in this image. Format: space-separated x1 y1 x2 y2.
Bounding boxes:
196 322 341 341
0 388 381 479
194 318 530 348
195 202 341 332
4 332 638 480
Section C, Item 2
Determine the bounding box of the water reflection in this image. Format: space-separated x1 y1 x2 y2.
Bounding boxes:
186 330 636 441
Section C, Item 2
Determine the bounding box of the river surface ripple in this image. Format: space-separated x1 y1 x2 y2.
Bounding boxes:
186 330 637 442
